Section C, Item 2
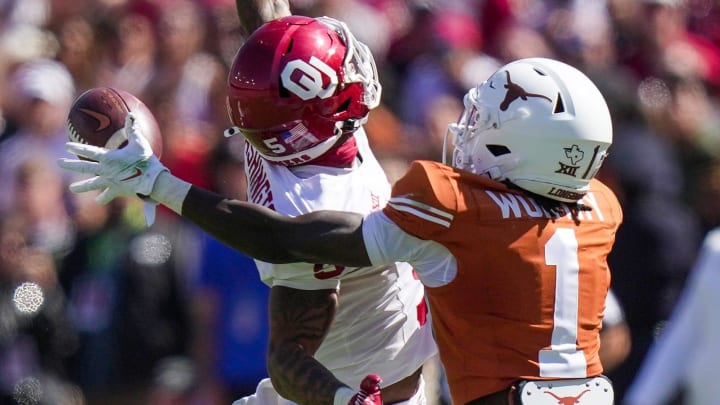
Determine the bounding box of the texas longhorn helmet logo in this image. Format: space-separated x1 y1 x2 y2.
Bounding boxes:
499 70 551 111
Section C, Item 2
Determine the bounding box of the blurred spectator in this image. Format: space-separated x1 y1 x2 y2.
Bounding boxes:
96 0 160 101
190 231 268 404
0 216 81 405
0 0 50 27
55 15 101 93
0 59 75 214
189 140 269 405
390 7 500 160
385 4 436 80
494 23 555 62
58 192 138 401
59 190 195 405
643 0 720 88
10 157 75 265
644 76 720 224
601 101 702 401
0 15 55 146
473 0 514 59
143 0 227 207
207 0 248 67
145 0 227 134
686 0 720 52
113 225 194 405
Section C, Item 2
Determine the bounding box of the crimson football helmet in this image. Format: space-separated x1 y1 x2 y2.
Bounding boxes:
443 58 613 202
226 15 381 166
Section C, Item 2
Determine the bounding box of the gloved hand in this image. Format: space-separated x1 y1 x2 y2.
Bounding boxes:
58 113 168 225
349 375 382 405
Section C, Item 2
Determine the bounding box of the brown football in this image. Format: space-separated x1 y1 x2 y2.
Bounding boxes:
67 87 163 158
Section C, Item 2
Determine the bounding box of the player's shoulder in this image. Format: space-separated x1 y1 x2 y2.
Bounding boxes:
391 161 458 212
587 178 623 224
394 160 451 189
386 160 506 232
394 160 506 201
382 161 456 237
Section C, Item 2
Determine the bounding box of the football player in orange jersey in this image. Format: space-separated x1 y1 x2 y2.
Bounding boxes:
59 57 622 405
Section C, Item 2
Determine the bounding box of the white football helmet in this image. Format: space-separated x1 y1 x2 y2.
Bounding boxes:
443 58 612 202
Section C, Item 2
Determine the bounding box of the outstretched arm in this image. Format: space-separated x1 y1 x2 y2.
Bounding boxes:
175 180 371 267
58 115 372 267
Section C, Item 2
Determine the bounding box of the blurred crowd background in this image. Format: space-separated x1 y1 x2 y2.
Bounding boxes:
0 0 718 404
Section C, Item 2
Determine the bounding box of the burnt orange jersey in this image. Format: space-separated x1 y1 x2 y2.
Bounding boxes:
383 161 623 404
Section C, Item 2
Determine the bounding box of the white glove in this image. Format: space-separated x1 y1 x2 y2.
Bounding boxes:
58 113 167 225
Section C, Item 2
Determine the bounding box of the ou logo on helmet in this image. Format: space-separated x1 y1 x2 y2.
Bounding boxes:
281 56 338 100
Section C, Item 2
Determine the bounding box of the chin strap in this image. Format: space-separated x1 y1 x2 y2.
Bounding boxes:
338 118 364 133
224 126 241 138
485 166 503 180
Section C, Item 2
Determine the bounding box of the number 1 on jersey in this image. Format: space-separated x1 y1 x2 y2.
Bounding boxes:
539 228 587 377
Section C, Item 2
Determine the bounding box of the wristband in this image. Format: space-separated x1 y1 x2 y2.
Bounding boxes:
333 387 355 405
150 171 192 214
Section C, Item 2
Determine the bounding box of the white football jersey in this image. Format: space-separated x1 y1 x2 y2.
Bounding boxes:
244 128 437 388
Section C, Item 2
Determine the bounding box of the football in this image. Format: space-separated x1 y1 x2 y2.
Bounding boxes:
67 87 163 158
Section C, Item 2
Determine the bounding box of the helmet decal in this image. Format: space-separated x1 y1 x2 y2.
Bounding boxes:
281 56 338 100
500 70 552 111
564 145 585 166
580 145 603 180
556 145 585 177
282 123 319 150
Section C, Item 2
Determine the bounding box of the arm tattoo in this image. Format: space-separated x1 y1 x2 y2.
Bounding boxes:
267 286 343 405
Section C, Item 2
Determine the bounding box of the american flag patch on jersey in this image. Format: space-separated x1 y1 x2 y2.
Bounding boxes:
282 123 319 150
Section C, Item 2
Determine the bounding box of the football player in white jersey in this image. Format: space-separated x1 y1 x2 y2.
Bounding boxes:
74 8 435 405
222 14 437 405
227 4 437 404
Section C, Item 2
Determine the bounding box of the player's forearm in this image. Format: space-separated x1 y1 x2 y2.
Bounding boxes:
268 343 346 405
236 0 291 34
268 287 345 405
151 172 298 263
151 172 372 266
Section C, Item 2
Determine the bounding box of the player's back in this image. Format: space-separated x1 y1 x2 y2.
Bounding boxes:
244 130 437 389
384 160 623 404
